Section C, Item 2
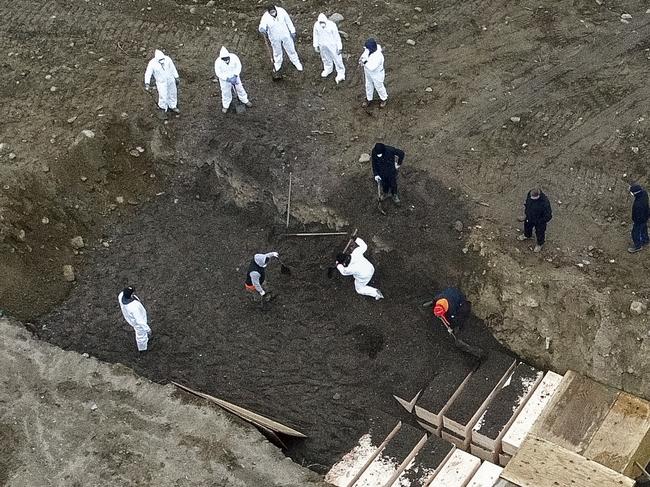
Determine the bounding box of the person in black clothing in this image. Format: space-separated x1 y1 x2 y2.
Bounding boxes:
432 287 471 332
517 188 552 252
371 142 405 203
628 183 649 253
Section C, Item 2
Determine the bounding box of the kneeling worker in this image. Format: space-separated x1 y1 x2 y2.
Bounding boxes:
432 287 470 332
336 237 384 300
245 251 280 297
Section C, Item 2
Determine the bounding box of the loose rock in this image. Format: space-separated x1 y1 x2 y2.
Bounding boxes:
453 220 463 232
332 393 341 400
414 6 423 12
358 153 371 163
206 0 215 6
8 152 16 160
329 12 344 23
81 129 95 138
510 116 521 123
621 13 632 20
425 87 433 92
115 196 125 204
62 265 76 282
406 39 416 46
630 301 647 315
70 236 85 249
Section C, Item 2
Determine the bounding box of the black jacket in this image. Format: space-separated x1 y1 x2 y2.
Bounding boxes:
434 287 465 318
631 185 650 224
524 191 552 224
372 144 405 180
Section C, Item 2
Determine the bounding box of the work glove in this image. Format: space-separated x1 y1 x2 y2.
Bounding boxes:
374 175 381 182
271 252 279 258
227 76 237 84
314 46 320 53
175 78 179 86
144 84 150 91
394 162 400 170
260 290 266 296
291 32 297 42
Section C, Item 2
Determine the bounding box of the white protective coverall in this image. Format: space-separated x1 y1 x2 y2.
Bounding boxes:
144 49 179 111
312 13 345 82
258 6 303 72
336 238 384 299
359 45 387 102
214 46 250 110
118 291 151 351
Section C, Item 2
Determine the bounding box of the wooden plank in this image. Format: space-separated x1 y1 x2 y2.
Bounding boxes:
493 480 519 487
326 419 401 487
472 363 543 451
502 371 563 455
498 453 512 467
467 461 503 487
441 429 467 449
171 381 306 437
394 389 422 413
443 354 516 437
382 433 429 487
428 449 481 487
470 443 497 463
584 391 650 478
395 434 455 487
501 436 635 487
415 368 474 428
530 371 620 454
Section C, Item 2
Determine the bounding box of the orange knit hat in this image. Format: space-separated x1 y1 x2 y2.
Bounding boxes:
433 298 449 317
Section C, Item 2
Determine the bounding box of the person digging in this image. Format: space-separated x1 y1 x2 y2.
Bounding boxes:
372 142 405 204
336 237 384 300
244 251 280 306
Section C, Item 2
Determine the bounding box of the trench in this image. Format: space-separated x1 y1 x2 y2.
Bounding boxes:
35 126 512 472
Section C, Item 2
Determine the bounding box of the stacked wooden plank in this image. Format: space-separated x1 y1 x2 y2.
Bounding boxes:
392 434 455 486
467 461 503 487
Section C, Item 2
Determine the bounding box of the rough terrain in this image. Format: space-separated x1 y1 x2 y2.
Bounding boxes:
4 0 650 481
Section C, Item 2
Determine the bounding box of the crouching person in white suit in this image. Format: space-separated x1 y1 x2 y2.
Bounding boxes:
118 286 151 352
336 238 384 300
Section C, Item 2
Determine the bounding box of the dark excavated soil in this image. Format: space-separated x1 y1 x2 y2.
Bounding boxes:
403 435 454 486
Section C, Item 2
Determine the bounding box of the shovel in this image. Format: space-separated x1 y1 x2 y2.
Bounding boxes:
327 228 358 278
231 83 246 114
421 301 485 360
376 179 386 215
262 33 283 80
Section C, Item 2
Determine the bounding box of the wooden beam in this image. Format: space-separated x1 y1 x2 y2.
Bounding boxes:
501 436 635 487
428 449 481 486
467 461 503 487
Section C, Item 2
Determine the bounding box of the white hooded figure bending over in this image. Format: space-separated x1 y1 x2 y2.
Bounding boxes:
312 13 345 83
144 49 180 112
336 238 384 300
118 287 151 352
214 46 252 113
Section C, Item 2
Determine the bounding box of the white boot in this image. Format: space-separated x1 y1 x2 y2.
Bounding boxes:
321 67 333 78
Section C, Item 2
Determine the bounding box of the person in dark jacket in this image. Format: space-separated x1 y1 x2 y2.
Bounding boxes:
244 251 279 296
372 142 405 203
432 287 471 331
628 183 649 253
517 188 552 252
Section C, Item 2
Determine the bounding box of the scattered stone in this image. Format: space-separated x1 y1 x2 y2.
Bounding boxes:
332 393 341 400
129 149 140 157
523 296 539 308
189 6 196 14
81 129 95 138
67 116 77 123
414 6 423 12
358 153 371 163
81 352 90 358
630 301 647 315
70 236 85 249
42 165 50 173
8 152 16 160
588 245 595 251
45 74 52 80
62 265 75 282
50 86 57 92
41 217 49 224
206 0 215 6
425 87 433 92
17 229 26 242
136 146 145 153
632 146 639 154
621 13 632 20
453 220 463 232
329 12 344 23
406 39 416 46
102 241 110 248
510 116 521 123
338 30 349 40
115 196 125 204
80 176 87 182
89 401 98 411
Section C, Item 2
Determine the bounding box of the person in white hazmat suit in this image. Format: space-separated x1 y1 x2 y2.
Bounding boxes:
144 49 180 113
336 238 384 300
214 47 252 114
118 286 152 352
258 5 303 72
358 38 387 108
312 13 345 83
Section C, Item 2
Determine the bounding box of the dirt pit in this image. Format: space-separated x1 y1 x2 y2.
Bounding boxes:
38 162 507 471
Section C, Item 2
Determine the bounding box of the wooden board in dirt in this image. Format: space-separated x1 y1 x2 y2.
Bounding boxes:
443 351 516 430
414 365 475 427
395 434 455 486
472 362 543 451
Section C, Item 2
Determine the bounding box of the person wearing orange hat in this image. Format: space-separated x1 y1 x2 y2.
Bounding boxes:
432 287 470 331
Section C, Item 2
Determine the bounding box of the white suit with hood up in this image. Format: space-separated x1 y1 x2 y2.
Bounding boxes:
214 47 250 110
258 6 303 72
118 291 151 352
336 238 383 299
144 49 179 111
312 13 345 82
359 45 387 102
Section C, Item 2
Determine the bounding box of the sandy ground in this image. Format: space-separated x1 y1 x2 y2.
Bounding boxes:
0 317 327 486
4 0 650 480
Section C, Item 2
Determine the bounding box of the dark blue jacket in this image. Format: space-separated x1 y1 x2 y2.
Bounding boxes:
631 184 650 224
524 191 552 224
372 144 405 181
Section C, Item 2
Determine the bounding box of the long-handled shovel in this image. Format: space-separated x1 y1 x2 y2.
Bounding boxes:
376 179 386 215
327 228 358 278
231 83 246 114
420 301 485 360
262 33 283 80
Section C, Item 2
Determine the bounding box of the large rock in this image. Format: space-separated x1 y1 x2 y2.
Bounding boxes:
359 153 371 163
630 301 647 315
70 236 85 249
62 265 75 282
329 13 344 23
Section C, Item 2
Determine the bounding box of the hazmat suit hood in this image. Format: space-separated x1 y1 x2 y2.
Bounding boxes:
154 49 165 61
219 46 230 59
364 38 378 54
254 254 270 267
317 13 328 25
